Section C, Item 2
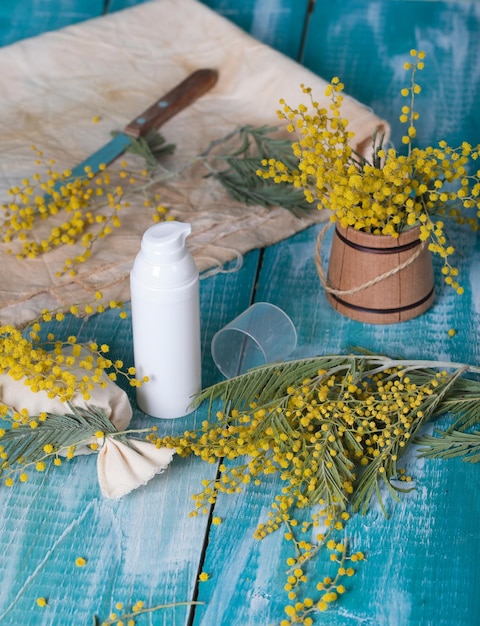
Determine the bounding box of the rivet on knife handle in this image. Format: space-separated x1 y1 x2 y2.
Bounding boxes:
123 68 219 139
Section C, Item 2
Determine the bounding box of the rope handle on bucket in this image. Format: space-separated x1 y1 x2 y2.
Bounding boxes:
315 223 428 297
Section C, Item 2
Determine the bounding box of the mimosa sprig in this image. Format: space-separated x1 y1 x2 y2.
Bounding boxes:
153 351 480 620
257 49 480 294
0 404 155 487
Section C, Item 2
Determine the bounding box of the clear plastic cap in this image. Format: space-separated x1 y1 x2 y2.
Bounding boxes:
211 302 297 378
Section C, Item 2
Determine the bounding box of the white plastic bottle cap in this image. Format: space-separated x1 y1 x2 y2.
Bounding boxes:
141 221 192 263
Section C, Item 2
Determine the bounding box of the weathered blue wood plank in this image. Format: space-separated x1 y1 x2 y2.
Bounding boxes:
193 220 480 625
102 0 311 60
1 2 480 625
104 0 149 11
0 252 259 625
199 0 310 60
0 0 309 64
301 0 480 149
191 5 480 600
0 0 105 47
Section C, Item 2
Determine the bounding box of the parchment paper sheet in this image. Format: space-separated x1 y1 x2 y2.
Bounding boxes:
0 0 389 327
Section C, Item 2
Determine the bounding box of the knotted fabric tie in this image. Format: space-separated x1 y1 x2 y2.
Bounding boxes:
0 359 174 499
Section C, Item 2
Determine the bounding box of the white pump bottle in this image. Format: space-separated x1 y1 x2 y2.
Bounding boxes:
130 221 201 418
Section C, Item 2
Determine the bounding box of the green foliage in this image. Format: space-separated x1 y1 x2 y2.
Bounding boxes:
206 125 312 214
115 130 176 167
0 404 126 479
137 124 313 214
190 353 480 516
417 430 480 463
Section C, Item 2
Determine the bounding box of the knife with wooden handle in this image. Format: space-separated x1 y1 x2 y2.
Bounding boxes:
65 68 218 181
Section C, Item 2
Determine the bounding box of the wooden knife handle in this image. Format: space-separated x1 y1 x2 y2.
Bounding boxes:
123 68 218 139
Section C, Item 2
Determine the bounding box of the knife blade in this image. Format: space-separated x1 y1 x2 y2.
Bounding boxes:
65 68 218 181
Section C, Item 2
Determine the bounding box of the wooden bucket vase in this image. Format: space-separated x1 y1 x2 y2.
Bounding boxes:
325 224 435 324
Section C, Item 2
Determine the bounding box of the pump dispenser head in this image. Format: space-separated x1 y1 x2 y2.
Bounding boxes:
141 221 192 263
131 221 197 290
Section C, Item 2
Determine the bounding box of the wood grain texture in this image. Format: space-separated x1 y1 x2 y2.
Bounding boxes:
0 252 259 625
199 0 310 59
0 1 480 625
0 0 105 46
106 0 310 60
301 0 480 149
194 221 480 626
0 0 310 62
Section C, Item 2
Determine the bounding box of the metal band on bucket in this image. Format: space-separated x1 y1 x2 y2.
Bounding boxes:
329 286 435 315
334 227 422 255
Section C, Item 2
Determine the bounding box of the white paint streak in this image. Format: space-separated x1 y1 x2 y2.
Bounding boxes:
0 500 96 622
248 528 282 615
469 252 480 314
251 0 283 45
423 12 480 136
336 606 373 625
204 537 253 623
377 587 412 626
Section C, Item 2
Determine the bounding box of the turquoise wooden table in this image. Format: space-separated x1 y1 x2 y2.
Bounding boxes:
0 1 479 625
